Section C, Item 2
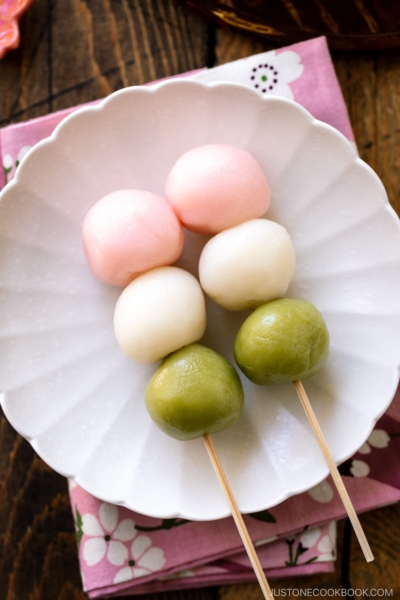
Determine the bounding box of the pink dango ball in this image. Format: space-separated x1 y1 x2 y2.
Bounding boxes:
165 144 271 235
82 190 184 287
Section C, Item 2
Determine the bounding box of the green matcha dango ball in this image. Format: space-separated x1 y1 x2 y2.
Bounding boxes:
145 344 244 441
234 298 329 385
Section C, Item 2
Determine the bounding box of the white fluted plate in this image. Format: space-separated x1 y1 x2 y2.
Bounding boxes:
1 81 400 520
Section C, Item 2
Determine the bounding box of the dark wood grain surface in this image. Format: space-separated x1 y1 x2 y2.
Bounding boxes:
181 0 400 50
0 1 399 598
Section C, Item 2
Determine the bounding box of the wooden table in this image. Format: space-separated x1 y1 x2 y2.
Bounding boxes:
0 1 399 598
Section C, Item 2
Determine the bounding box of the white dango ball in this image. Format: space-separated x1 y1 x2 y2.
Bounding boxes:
114 266 206 363
199 219 296 311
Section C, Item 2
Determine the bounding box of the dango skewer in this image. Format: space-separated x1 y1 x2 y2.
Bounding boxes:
293 379 373 562
83 179 276 597
145 343 275 600
195 182 374 563
113 268 276 598
233 298 374 563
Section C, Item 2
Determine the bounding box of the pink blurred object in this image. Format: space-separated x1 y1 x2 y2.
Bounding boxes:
0 0 33 59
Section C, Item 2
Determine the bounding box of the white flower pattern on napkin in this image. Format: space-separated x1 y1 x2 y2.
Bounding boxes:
307 479 334 503
2 154 12 171
16 145 32 166
315 521 337 562
358 429 390 454
300 526 321 549
113 535 166 584
82 502 137 566
2 145 32 186
249 51 303 100
349 459 370 478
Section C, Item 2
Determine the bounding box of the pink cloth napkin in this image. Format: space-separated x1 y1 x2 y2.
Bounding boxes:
2 36 399 597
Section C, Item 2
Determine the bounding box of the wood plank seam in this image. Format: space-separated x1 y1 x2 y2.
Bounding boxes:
6 0 59 122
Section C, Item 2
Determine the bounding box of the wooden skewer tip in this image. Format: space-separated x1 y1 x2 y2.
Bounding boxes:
203 433 275 600
293 380 374 563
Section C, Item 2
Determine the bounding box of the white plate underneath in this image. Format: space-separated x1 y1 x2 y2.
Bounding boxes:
1 80 400 520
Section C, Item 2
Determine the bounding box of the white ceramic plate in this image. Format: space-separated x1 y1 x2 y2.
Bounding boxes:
1 80 400 521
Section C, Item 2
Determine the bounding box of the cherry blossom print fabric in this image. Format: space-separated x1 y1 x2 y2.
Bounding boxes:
70 480 336 597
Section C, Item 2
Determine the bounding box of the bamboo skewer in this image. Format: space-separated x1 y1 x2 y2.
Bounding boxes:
293 380 374 563
203 433 275 600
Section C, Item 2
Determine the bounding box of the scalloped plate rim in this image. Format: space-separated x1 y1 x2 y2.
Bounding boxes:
1 80 400 520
